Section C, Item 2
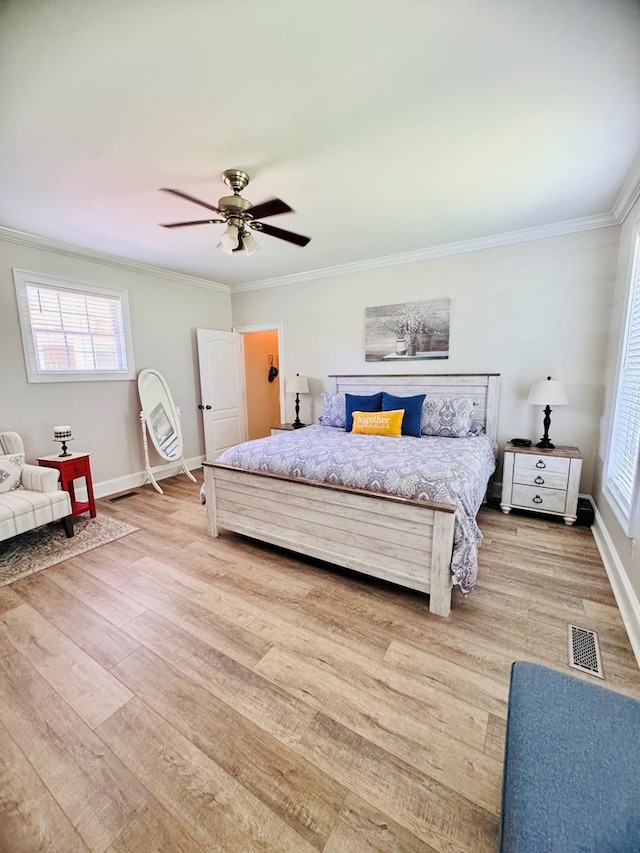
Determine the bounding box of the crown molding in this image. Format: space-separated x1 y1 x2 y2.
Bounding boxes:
612 153 640 224
232 212 617 293
0 204 626 298
0 226 230 294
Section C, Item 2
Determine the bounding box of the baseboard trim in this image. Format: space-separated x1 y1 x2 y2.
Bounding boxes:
73 456 204 501
591 501 640 670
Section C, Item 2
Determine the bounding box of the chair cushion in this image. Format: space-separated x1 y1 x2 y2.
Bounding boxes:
0 489 72 541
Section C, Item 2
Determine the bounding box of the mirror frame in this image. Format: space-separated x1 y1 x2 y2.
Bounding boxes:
137 368 184 460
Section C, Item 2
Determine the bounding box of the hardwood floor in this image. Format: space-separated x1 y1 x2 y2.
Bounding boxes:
1 473 639 852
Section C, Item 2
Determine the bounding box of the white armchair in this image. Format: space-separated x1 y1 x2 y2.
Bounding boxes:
0 431 73 542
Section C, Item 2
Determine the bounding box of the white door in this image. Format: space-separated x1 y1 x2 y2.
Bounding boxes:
197 329 247 460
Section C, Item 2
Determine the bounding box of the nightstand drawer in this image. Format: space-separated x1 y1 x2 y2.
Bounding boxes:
67 460 89 478
511 484 567 513
513 468 568 490
514 455 570 475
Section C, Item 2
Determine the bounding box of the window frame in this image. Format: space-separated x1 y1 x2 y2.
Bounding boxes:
603 225 640 538
13 269 136 383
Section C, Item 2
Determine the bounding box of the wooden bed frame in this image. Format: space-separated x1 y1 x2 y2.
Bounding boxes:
203 373 500 617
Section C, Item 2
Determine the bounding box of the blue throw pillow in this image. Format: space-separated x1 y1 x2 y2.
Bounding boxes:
382 392 426 437
345 392 383 432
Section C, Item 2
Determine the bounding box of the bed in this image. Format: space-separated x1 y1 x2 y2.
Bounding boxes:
202 373 500 616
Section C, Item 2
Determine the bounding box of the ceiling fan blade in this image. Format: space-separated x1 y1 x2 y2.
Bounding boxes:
160 187 221 214
160 219 221 228
256 222 311 247
246 197 293 220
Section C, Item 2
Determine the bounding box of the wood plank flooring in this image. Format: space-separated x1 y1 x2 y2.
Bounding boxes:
1 473 638 852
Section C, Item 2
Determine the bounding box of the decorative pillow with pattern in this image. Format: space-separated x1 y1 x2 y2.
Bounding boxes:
319 392 346 428
467 419 486 436
420 398 476 437
0 452 25 493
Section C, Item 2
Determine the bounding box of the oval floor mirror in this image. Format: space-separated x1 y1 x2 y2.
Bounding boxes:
137 368 196 494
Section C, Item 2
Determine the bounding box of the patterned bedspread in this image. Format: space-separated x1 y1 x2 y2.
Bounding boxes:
215 424 496 593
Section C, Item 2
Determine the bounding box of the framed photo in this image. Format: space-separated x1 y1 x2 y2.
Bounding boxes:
365 298 450 362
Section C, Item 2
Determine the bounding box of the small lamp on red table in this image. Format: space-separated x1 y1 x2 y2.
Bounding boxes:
53 425 73 457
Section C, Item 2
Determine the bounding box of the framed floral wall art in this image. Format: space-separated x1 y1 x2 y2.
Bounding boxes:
365 298 451 362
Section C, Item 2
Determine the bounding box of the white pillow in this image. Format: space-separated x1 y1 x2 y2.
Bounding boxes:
0 453 25 493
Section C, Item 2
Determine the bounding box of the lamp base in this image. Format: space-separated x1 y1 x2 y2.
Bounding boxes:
535 438 555 450
292 392 305 429
54 438 73 457
536 405 555 450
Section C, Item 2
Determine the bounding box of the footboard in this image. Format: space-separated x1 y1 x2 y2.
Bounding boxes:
203 462 456 616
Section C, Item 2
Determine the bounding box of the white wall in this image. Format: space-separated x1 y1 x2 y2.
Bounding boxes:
232 227 621 493
592 194 640 657
1 237 232 489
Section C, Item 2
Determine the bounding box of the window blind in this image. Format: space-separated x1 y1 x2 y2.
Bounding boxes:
25 283 129 375
607 234 640 528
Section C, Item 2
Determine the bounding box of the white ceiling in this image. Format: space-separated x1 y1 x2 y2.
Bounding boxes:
1 0 640 290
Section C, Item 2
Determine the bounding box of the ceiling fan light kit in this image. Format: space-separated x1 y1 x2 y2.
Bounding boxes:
159 168 310 256
240 230 260 255
220 222 239 249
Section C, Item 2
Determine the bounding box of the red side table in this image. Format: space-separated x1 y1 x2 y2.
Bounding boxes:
37 453 97 518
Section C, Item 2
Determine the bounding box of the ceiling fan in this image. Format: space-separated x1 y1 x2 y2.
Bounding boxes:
159 169 311 255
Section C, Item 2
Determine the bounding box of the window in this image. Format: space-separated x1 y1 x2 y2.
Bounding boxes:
605 230 640 536
14 269 135 383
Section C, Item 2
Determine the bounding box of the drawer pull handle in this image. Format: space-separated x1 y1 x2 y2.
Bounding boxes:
533 495 543 504
534 475 545 485
535 460 546 469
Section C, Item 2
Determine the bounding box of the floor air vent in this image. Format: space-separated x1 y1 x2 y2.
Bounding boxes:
107 491 139 502
568 625 603 678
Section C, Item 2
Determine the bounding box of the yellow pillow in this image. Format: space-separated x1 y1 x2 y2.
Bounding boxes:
351 409 404 436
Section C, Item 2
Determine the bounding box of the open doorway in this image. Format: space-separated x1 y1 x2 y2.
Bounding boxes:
235 323 284 439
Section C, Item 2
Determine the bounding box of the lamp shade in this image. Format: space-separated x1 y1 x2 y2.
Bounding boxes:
220 222 239 250
286 374 309 394
241 230 261 255
217 239 234 255
527 377 568 406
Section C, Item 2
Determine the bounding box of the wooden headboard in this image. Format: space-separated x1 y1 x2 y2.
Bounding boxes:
329 373 500 443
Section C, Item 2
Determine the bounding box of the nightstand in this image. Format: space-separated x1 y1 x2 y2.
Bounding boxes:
500 443 582 525
37 453 97 518
270 423 296 435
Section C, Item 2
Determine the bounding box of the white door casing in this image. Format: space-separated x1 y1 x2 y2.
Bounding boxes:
197 329 247 460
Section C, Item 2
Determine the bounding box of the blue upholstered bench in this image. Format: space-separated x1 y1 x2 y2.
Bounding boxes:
500 662 640 853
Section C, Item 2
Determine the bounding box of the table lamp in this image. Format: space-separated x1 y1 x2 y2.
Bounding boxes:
53 425 73 457
286 374 309 428
527 377 568 449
